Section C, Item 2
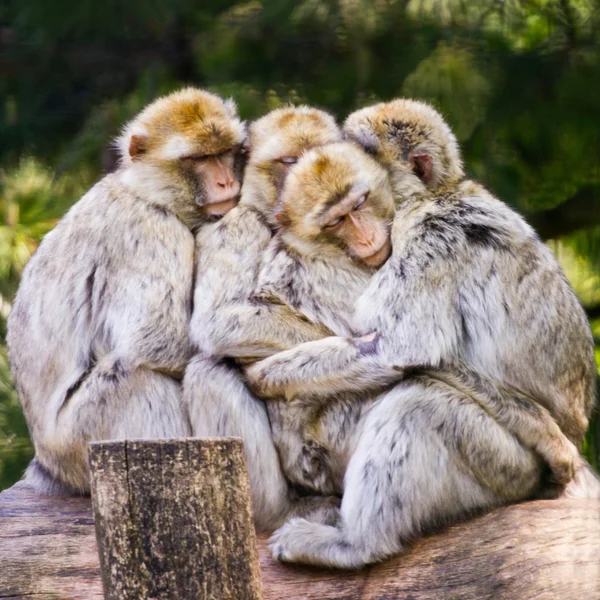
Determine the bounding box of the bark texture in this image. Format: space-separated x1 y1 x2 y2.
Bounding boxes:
1 478 600 598
88 438 263 600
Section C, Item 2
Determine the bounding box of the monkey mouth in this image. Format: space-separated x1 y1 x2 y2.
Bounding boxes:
202 195 240 216
361 239 392 268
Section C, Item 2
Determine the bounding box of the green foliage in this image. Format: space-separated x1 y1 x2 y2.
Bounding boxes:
1 0 599 489
402 44 493 141
0 346 33 490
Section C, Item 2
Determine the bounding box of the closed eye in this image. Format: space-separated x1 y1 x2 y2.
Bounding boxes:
324 216 344 229
185 149 233 161
353 193 368 211
279 156 298 165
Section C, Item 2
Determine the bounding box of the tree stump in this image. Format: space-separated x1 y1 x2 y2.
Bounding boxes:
88 438 263 600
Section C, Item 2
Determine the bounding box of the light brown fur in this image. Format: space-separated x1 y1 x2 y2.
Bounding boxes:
8 88 246 494
182 106 344 530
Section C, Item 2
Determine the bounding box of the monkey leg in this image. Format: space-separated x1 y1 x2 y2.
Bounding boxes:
184 354 339 531
31 356 190 495
423 364 579 486
268 393 371 496
267 398 338 496
269 378 542 569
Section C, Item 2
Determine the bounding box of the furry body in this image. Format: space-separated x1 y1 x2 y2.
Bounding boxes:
182 106 343 530
8 88 246 493
247 157 596 568
8 174 195 492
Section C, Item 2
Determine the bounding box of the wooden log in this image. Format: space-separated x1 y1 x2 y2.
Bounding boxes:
88 438 263 600
1 482 600 599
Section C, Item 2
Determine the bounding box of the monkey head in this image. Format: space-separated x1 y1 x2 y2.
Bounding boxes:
344 98 464 192
117 87 247 222
277 142 396 268
240 106 342 225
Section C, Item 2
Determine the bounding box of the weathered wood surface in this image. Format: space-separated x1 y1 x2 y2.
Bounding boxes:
89 439 262 600
1 481 600 600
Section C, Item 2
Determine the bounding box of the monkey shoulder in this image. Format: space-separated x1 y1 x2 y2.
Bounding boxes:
9 176 118 326
194 205 272 269
390 184 542 276
361 185 551 326
253 235 298 306
255 237 370 335
451 185 580 291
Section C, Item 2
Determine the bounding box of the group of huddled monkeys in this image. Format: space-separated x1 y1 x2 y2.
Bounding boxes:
7 88 599 569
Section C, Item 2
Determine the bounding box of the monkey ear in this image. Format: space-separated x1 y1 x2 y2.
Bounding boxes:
409 152 433 183
129 134 148 160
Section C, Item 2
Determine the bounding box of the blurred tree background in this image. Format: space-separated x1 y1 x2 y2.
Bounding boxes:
1 0 599 489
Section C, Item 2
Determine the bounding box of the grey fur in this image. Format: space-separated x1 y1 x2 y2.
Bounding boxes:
7 88 246 494
182 106 343 530
246 146 596 568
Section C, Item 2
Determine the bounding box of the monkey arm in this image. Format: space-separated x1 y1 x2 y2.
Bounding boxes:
205 301 334 359
245 333 403 399
245 222 464 398
243 276 459 398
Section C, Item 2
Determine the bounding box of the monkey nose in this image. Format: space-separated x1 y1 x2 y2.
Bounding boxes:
217 178 241 201
217 177 235 189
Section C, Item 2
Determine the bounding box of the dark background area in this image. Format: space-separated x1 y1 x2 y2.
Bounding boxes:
1 0 599 489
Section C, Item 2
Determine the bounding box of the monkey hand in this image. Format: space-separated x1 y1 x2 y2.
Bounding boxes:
243 356 299 400
353 332 380 355
243 336 357 399
538 434 579 486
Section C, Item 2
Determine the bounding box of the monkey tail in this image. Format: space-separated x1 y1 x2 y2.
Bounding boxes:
24 457 88 497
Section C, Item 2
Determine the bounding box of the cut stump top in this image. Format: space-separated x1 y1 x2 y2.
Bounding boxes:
1 481 599 600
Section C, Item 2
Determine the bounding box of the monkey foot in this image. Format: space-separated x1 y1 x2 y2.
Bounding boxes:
269 517 320 563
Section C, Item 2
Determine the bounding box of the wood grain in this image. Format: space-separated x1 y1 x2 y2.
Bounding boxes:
2 480 600 599
88 438 263 600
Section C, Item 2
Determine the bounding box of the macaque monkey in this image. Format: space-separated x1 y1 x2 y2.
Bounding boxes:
344 98 599 496
252 142 395 497
243 103 597 568
182 106 343 530
7 88 246 495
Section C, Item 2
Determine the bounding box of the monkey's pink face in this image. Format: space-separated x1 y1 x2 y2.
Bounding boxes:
280 144 395 269
319 185 393 268
126 96 247 217
184 150 243 216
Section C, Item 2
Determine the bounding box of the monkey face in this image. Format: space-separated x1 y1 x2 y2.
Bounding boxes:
344 99 464 192
179 148 245 216
278 142 395 269
120 88 247 216
243 107 342 217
